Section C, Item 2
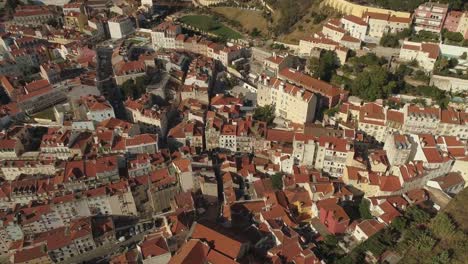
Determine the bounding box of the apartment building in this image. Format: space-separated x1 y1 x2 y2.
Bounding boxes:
180 84 209 105
138 234 171 264
16 83 67 115
437 109 468 139
13 6 55 26
12 245 52 264
151 22 182 50
341 15 368 41
384 134 416 167
86 181 138 216
77 95 115 122
457 12 468 39
0 138 24 160
399 41 440 72
362 12 411 41
257 77 318 124
298 37 349 64
444 11 463 32
322 19 347 42
1 160 56 181
125 94 169 136
167 120 204 149
292 133 317 166
114 60 146 85
357 103 387 142
278 68 348 108
122 134 159 155
40 128 73 160
402 104 441 134
314 137 354 177
219 124 237 152
413 2 449 33
51 194 92 224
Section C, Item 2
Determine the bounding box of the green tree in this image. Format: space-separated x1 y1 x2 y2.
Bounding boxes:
324 235 339 247
351 66 395 101
121 77 147 100
413 70 429 82
443 30 464 43
431 251 451 264
396 28 412 39
270 173 283 190
391 216 408 232
307 57 320 75
380 33 400 48
359 199 372 219
395 64 413 79
406 206 431 226
414 232 436 252
315 51 338 82
253 104 275 125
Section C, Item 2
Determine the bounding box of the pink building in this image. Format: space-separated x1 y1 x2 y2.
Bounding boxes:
444 11 463 32
413 2 449 33
317 198 350 234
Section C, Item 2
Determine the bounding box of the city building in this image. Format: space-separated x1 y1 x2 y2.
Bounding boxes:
399 41 440 72
108 16 135 39
413 2 449 33
257 77 318 124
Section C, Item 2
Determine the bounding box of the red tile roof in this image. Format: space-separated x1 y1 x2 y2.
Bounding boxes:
190 223 243 260
379 175 401 192
267 129 295 143
342 15 367 26
14 245 48 263
140 235 170 259
278 68 346 99
169 239 209 264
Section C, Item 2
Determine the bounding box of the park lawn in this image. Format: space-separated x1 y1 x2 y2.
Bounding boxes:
32 107 56 121
212 7 269 35
179 15 243 39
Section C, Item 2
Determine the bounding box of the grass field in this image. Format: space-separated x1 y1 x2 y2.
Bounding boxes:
443 187 468 232
32 107 56 121
179 15 243 39
211 7 270 35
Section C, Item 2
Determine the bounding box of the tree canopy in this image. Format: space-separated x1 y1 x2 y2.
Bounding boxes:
308 51 339 82
380 34 400 48
350 66 397 101
253 104 275 125
120 76 148 100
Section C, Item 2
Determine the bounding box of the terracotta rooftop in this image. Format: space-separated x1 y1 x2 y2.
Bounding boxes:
342 15 367 26
190 223 243 260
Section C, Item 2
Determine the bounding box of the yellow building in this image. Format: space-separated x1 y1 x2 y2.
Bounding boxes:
64 12 88 32
322 0 410 18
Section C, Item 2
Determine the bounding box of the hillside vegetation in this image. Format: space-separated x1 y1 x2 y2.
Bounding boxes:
211 7 270 36
399 188 468 263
